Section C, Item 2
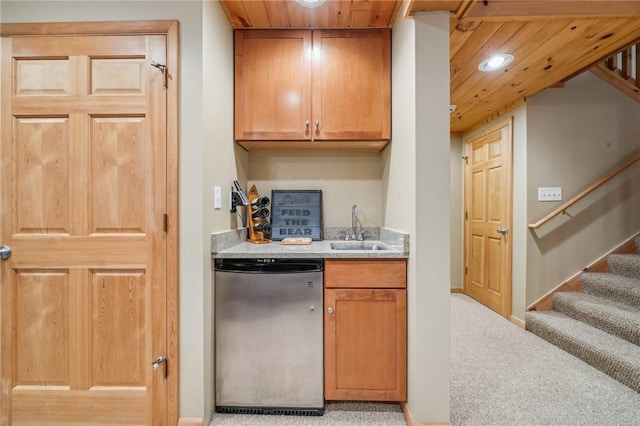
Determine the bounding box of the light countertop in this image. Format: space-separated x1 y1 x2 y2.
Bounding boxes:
214 240 407 259
211 227 409 259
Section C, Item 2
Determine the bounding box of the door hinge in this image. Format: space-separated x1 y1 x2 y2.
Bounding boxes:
465 211 468 220
465 266 468 275
163 214 168 232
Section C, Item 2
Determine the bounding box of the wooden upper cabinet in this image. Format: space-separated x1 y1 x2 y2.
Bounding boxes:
234 29 391 146
312 30 391 141
235 30 312 140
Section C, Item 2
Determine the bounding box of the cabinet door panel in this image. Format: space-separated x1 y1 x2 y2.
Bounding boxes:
313 29 390 141
325 288 406 401
235 30 312 140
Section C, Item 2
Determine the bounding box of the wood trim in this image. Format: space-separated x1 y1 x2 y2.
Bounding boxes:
236 140 389 152
590 64 640 103
510 316 525 329
455 0 478 20
528 151 640 229
165 20 180 426
450 287 464 293
0 20 181 426
178 418 203 426
464 1 640 21
402 402 452 426
527 233 639 312
0 20 177 36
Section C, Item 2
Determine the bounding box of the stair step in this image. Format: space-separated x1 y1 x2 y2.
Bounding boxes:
553 292 640 345
525 311 640 392
580 272 640 308
607 254 640 280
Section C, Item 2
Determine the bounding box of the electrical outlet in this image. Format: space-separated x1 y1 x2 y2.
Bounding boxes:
538 187 562 202
214 186 222 209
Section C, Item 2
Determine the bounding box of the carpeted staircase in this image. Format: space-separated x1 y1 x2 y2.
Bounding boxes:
526 236 640 392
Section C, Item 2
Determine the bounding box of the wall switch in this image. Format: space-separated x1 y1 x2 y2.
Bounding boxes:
538 187 562 202
214 186 222 209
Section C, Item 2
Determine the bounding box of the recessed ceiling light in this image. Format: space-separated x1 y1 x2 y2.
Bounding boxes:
478 53 514 72
297 0 326 8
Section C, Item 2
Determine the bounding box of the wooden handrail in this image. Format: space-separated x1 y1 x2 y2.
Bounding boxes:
528 151 640 229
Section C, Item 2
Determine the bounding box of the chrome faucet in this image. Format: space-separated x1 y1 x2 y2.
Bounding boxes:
345 204 364 241
352 204 358 237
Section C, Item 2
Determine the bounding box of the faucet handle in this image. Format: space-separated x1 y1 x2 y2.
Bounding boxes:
357 230 366 241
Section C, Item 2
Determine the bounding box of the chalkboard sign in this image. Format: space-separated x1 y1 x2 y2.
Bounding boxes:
270 190 323 240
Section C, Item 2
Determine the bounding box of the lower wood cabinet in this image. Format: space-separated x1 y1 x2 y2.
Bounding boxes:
324 259 407 401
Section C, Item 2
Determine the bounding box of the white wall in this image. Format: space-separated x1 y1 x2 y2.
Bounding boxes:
388 8 451 422
0 0 213 420
526 72 640 305
248 151 384 227
202 2 237 421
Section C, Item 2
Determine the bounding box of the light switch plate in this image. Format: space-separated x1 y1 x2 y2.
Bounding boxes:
538 187 562 202
214 186 222 209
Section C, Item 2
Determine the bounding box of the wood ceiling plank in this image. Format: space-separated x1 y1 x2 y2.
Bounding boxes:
219 1 252 28
455 0 478 19
451 19 569 99
351 10 373 27
452 17 606 130
284 1 312 28
450 20 527 89
264 1 291 27
328 1 352 28
406 0 461 15
243 1 271 28
526 19 639 85
450 21 503 79
454 18 640 132
465 1 640 20
450 18 478 57
370 0 400 28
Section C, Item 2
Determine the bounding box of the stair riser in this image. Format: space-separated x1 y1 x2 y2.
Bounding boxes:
607 255 640 280
553 297 640 346
526 317 640 393
580 280 640 309
580 273 640 309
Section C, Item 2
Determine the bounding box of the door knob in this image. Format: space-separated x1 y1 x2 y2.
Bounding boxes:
151 356 168 378
0 245 11 260
496 228 508 235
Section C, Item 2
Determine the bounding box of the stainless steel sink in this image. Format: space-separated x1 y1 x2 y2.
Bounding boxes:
330 241 392 251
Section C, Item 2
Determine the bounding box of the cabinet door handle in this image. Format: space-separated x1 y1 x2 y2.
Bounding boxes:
315 120 320 131
305 120 310 131
327 306 334 314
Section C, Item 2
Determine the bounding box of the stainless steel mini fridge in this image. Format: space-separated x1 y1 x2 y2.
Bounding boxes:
214 258 324 416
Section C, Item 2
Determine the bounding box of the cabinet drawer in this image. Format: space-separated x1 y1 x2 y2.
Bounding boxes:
324 259 406 289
